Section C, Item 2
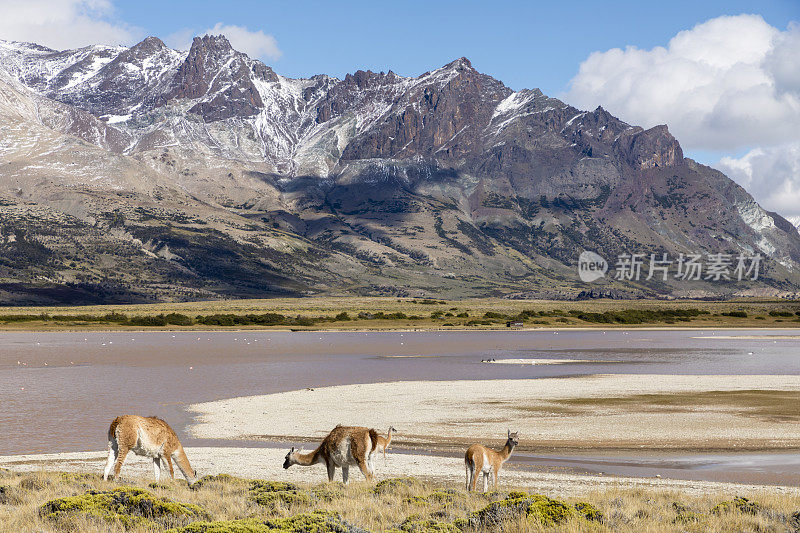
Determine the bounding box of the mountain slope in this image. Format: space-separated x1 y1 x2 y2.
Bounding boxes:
0 35 797 303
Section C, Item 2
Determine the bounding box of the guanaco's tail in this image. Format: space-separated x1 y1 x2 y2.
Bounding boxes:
368 429 380 452
107 416 122 443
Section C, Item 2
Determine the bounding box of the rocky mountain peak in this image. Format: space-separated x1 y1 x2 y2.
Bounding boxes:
616 124 684 170
170 35 236 100
189 34 235 56
342 69 399 89
443 56 473 71
167 34 276 122
125 36 168 57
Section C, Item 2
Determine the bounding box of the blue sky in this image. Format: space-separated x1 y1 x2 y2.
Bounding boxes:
111 0 798 96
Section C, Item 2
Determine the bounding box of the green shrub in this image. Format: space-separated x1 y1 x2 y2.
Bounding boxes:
40 487 209 529
711 496 761 515
373 477 422 495
574 308 708 324
471 492 574 527
722 311 747 318
190 474 249 490
574 501 603 521
397 515 460 532
248 480 311 508
165 313 194 325
104 312 129 322
769 310 793 317
128 314 168 326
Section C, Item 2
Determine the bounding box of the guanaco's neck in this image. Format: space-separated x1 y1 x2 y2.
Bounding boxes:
174 447 196 482
498 442 515 462
295 445 323 466
386 428 393 443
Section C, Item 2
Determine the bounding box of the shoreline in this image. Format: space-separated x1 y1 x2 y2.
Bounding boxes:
185 376 800 450
225 436 800 454
1 325 800 332
1 447 798 496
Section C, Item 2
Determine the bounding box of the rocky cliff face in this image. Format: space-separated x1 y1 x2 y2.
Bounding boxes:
168 35 278 121
0 36 797 303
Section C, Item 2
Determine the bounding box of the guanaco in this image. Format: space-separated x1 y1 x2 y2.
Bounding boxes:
465 430 518 492
283 425 379 483
374 426 396 461
103 415 196 484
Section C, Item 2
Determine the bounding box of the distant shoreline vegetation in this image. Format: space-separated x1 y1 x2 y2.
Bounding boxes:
1 307 799 327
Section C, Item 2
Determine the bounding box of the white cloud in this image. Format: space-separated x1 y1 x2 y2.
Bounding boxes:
203 23 281 61
564 15 800 152
166 23 281 61
717 142 800 223
565 15 800 223
0 0 142 49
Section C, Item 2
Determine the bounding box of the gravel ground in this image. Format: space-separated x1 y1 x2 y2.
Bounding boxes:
185 375 800 449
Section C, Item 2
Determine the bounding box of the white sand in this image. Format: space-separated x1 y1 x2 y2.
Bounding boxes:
186 375 800 448
693 335 800 340
483 358 619 365
1 447 797 497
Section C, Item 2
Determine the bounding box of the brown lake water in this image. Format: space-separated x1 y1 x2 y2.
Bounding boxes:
2 329 799 484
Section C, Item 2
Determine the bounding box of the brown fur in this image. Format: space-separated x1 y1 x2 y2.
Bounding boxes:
373 426 396 460
465 430 518 492
284 425 379 483
103 415 196 484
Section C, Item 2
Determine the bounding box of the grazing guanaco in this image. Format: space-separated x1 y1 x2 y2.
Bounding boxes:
103 415 197 484
283 425 379 483
465 430 519 492
374 426 396 461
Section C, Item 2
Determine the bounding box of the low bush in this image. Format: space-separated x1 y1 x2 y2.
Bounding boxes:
40 487 208 529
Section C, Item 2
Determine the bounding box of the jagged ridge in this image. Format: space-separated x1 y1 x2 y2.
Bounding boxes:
0 35 798 303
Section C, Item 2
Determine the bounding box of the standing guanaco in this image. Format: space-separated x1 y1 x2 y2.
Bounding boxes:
374 426 396 461
465 430 518 492
283 425 379 483
103 415 196 484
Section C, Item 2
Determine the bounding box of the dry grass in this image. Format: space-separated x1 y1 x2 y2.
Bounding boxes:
0 468 798 532
0 296 799 330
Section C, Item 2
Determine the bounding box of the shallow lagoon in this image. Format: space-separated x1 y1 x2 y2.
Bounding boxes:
2 329 798 484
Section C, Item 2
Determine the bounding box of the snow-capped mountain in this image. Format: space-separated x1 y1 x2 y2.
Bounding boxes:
0 35 798 303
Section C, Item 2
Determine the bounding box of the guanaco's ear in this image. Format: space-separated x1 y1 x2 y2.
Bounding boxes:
290 446 295 453
507 429 511 438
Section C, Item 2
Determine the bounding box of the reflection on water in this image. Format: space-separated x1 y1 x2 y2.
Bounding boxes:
1 329 799 483
507 450 800 486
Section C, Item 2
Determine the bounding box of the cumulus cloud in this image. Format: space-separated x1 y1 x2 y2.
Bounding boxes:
167 23 282 61
203 23 281 61
0 0 142 49
717 142 800 223
564 15 800 152
565 14 800 223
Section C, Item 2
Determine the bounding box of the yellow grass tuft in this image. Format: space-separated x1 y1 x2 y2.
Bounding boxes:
0 469 798 532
